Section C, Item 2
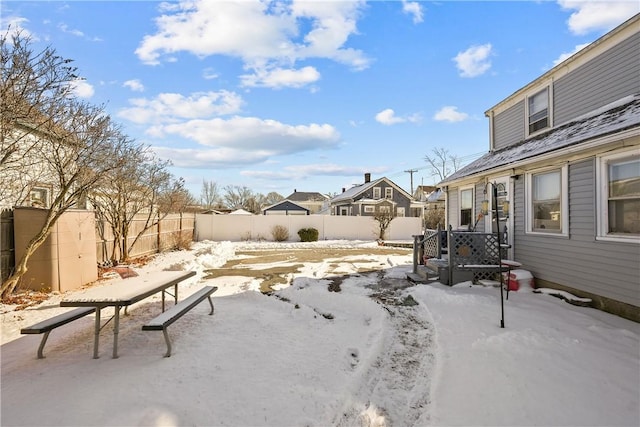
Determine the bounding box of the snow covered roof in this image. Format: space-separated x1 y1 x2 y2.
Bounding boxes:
229 208 253 215
441 94 640 185
331 176 413 203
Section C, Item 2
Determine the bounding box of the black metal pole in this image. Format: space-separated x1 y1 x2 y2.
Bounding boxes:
494 183 505 328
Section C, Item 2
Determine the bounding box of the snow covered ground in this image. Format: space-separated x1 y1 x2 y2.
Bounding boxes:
1 240 638 427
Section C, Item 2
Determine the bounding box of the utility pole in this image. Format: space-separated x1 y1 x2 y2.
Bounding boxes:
405 168 418 195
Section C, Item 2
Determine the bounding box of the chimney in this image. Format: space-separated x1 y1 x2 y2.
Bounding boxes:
294 189 297 192
342 187 346 193
364 173 371 183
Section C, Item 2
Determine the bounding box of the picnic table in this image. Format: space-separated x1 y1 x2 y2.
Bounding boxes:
60 270 196 359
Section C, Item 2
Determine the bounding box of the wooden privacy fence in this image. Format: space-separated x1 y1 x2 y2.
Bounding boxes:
96 213 195 264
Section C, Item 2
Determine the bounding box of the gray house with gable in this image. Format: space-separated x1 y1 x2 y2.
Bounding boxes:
330 173 416 217
440 14 639 321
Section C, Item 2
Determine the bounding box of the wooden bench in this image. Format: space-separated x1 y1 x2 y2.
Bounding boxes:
20 307 95 359
142 286 217 357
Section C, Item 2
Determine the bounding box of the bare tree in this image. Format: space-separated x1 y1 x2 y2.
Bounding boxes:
223 185 254 210
90 149 182 263
374 207 395 240
424 147 460 182
1 29 80 207
264 191 284 206
0 98 131 297
200 179 222 210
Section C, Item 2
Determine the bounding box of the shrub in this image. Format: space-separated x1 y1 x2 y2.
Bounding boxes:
298 227 319 242
271 225 289 242
168 231 193 251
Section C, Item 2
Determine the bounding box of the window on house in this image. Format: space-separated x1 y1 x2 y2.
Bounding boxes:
385 187 393 199
379 205 391 214
373 187 381 199
527 166 568 235
364 205 375 213
30 187 49 208
397 207 405 217
459 188 473 228
597 151 640 239
528 88 549 134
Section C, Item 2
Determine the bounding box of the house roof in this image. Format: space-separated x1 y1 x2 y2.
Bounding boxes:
229 208 252 215
285 191 329 202
262 199 309 213
441 94 640 185
330 177 413 204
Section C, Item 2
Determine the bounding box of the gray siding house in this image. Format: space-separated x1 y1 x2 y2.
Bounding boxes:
330 173 415 217
440 14 639 321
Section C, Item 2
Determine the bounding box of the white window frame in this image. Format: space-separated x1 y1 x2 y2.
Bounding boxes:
596 148 640 243
397 207 405 217
458 185 474 229
364 205 375 213
379 205 391 214
526 86 551 137
373 187 381 199
384 187 393 199
29 187 49 208
525 165 568 237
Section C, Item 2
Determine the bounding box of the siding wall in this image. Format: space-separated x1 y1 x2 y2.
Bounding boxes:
513 159 640 307
493 100 525 151
492 32 640 151
554 32 640 126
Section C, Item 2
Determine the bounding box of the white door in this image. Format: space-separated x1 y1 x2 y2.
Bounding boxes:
485 176 514 259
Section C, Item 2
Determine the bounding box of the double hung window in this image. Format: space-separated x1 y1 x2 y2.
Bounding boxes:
528 88 549 134
597 150 640 240
526 166 568 235
459 187 473 228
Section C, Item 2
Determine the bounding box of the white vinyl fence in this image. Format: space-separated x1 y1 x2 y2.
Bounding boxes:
195 214 421 242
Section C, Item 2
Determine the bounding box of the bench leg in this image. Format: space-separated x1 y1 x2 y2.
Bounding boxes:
113 305 121 359
36 331 51 359
162 328 172 358
93 308 101 359
207 296 214 315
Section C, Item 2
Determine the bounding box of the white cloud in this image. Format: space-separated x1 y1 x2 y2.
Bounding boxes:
375 108 421 125
0 16 34 39
58 23 84 37
202 68 219 80
402 0 424 24
150 118 341 168
135 0 370 87
118 90 244 124
558 1 638 35
453 43 493 78
433 106 469 123
123 79 145 92
69 79 94 98
552 42 591 66
240 66 321 89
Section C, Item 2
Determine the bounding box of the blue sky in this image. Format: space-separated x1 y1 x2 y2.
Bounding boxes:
2 1 638 199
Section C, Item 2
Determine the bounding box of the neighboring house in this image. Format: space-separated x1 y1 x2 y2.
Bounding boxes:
439 14 639 321
285 190 330 214
262 200 310 215
330 173 416 217
413 185 436 202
